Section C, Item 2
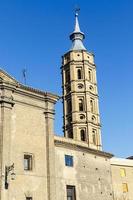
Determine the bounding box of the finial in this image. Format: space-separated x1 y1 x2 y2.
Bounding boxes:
69 7 86 51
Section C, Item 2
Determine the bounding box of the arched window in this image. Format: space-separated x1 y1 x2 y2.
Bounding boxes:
77 69 82 79
80 129 86 141
79 99 84 111
90 99 94 113
92 129 97 145
88 70 91 81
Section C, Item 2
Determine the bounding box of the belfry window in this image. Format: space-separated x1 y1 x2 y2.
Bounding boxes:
77 69 82 79
80 129 86 141
88 70 92 81
79 99 84 111
90 99 94 113
92 129 97 145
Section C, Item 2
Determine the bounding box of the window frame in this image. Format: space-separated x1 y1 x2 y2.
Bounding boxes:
122 183 128 193
24 154 33 171
80 129 86 142
66 185 76 200
65 155 73 167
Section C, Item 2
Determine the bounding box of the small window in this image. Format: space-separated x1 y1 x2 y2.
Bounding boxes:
26 198 32 200
24 154 33 171
122 183 128 193
79 99 84 111
120 168 126 177
80 129 86 141
67 185 76 200
65 155 73 167
92 129 97 145
90 99 94 113
77 69 82 79
88 70 92 81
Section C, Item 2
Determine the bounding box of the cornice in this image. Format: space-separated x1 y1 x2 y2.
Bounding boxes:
54 137 113 158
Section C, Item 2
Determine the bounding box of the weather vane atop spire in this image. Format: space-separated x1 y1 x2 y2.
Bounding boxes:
75 6 80 17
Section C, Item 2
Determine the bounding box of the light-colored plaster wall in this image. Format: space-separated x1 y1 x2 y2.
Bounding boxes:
0 71 58 200
54 137 113 200
111 158 133 200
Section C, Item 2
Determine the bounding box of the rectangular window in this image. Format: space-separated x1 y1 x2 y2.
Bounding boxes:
66 185 76 200
120 168 126 177
65 155 73 167
24 154 33 171
122 183 128 193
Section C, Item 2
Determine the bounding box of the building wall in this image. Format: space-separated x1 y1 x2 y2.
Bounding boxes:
54 136 113 200
0 71 58 200
111 158 133 200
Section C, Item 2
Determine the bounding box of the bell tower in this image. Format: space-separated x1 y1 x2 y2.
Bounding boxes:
61 10 102 150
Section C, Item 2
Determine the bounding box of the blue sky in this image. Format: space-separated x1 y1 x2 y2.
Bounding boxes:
0 0 133 158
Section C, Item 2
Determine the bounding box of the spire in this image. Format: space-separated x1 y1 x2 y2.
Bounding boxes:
70 9 86 51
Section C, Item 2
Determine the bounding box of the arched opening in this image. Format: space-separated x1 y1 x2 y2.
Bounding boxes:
77 69 82 79
80 129 86 141
90 100 94 113
79 99 84 111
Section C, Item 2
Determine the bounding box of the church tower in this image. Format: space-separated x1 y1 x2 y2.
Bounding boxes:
61 11 102 150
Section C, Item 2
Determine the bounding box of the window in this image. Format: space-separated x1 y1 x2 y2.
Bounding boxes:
79 99 84 111
26 198 32 200
67 99 72 114
92 129 97 145
90 99 94 113
65 155 73 167
88 70 92 81
80 129 86 141
66 185 76 200
65 70 70 83
24 154 33 171
77 69 82 79
122 183 128 193
120 168 126 177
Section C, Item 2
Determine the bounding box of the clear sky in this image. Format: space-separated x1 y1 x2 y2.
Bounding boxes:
0 0 133 158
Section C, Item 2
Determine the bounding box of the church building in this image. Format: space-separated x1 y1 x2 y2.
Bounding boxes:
0 11 132 200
